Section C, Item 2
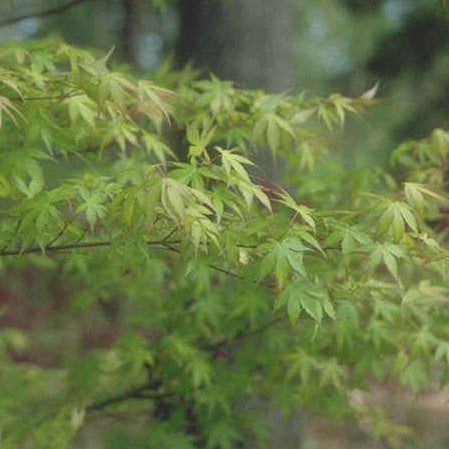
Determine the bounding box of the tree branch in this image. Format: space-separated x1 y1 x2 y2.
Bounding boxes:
0 239 181 257
0 0 89 27
13 92 85 102
161 241 271 287
87 382 172 412
208 316 285 352
0 238 273 288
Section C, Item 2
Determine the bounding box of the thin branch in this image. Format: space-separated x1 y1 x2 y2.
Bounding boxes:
87 320 285 412
0 0 89 27
160 241 269 286
161 227 177 243
0 237 274 288
207 261 247 281
14 92 85 102
87 382 171 412
46 216 78 247
210 316 285 351
164 241 273 288
0 239 182 257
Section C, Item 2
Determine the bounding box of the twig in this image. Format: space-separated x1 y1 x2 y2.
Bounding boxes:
161 227 177 242
0 237 274 288
0 0 89 27
207 261 247 281
0 239 182 257
160 241 270 287
14 92 85 102
210 316 285 351
46 216 78 247
87 383 171 412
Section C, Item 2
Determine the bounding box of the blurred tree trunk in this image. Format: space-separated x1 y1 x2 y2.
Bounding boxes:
177 0 221 70
178 0 298 92
122 0 143 68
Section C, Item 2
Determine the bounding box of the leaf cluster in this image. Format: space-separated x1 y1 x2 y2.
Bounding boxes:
0 38 448 448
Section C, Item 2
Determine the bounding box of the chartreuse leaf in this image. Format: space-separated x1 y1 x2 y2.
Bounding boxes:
369 243 405 281
275 283 302 325
319 357 344 390
253 112 295 156
217 147 253 183
206 419 242 449
275 280 333 325
298 141 315 172
76 189 107 232
435 341 449 365
143 132 176 164
377 201 417 241
114 332 154 376
326 224 372 255
0 94 25 127
65 95 97 128
402 280 449 307
215 147 272 211
291 225 325 257
376 203 394 236
137 80 172 123
161 178 187 223
301 294 323 324
141 422 196 449
260 237 308 288
80 45 114 75
98 72 135 108
187 124 216 157
404 183 426 216
195 74 235 115
14 158 44 198
404 182 449 213
252 184 272 212
276 190 316 231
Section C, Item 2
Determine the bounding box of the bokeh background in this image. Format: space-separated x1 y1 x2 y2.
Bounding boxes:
1 1 449 447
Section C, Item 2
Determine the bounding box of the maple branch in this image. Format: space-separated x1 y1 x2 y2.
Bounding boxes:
15 92 85 102
0 238 274 288
210 316 285 352
160 241 271 286
0 0 89 27
0 239 182 257
87 382 172 412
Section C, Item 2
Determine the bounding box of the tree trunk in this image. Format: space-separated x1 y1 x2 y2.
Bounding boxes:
177 0 298 92
122 0 142 68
